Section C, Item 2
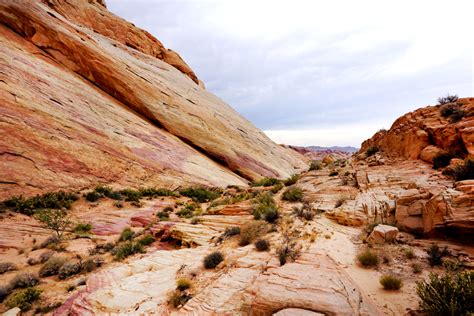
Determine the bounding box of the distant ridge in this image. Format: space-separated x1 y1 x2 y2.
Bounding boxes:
307 146 359 153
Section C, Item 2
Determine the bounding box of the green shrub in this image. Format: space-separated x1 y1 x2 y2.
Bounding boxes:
73 223 92 234
450 109 465 122
111 241 144 261
433 153 452 170
203 251 224 269
81 257 103 273
35 209 71 240
85 191 101 202
107 191 122 200
138 234 155 246
380 274 403 290
251 177 281 187
94 185 113 196
176 278 191 291
58 262 82 280
139 187 178 197
357 249 379 267
416 271 473 315
119 189 141 202
263 207 279 223
412 263 423 274
453 159 474 181
438 94 458 105
239 221 268 246
404 248 416 259
119 228 135 242
427 245 448 266
284 174 299 186
177 204 200 218
270 183 284 193
277 241 300 266
282 187 304 202
179 187 220 202
10 273 39 289
0 262 16 274
443 259 464 272
254 239 270 251
39 257 67 277
366 146 379 157
309 160 322 171
224 226 240 237
5 287 41 311
4 191 78 215
156 211 169 221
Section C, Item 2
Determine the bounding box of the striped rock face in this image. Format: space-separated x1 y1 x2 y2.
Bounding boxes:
0 0 306 199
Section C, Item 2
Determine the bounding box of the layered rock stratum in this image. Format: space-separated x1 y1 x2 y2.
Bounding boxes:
0 0 306 200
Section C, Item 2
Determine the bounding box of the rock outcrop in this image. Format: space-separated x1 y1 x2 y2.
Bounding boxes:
0 0 306 200
359 98 474 161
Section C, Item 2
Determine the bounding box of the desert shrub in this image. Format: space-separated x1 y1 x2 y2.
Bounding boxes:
34 302 62 314
107 191 122 200
139 187 178 198
82 257 103 273
0 262 16 274
239 221 268 246
111 241 144 261
10 273 39 289
282 187 304 202
433 153 452 170
329 170 339 176
85 191 101 202
450 109 465 122
309 160 322 171
270 183 284 193
177 203 200 218
58 262 82 280
357 249 379 267
443 259 464 272
416 271 473 315
39 257 67 277
438 94 458 105
254 205 279 223
39 251 54 264
251 177 281 187
292 202 314 221
404 248 416 259
380 274 403 290
35 209 71 240
73 223 92 234
176 278 191 291
119 188 141 202
224 226 240 237
427 245 448 266
277 241 300 266
40 236 59 249
190 217 201 225
5 287 41 311
452 159 474 181
114 201 124 208
179 187 220 202
203 251 224 269
254 239 270 251
3 191 78 215
284 174 299 186
366 146 379 157
412 263 423 274
137 234 155 246
119 227 135 242
168 290 192 308
156 211 169 221
94 185 113 196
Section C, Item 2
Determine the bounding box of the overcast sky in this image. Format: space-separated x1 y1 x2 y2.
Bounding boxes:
107 0 473 147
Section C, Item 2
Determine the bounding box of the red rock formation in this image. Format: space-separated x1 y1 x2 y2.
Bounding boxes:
360 98 474 161
0 0 306 199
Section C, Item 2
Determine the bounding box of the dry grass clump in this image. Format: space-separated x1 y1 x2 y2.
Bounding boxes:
357 249 379 267
254 239 270 251
203 251 224 269
238 221 268 246
380 274 403 290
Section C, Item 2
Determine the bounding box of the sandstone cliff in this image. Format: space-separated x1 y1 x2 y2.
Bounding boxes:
0 0 306 199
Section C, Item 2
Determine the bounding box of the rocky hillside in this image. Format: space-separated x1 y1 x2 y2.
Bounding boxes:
0 0 306 200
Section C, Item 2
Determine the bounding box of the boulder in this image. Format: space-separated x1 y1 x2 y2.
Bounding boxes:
367 224 399 244
419 145 445 163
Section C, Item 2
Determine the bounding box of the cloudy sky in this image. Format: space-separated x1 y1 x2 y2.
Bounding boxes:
107 0 473 147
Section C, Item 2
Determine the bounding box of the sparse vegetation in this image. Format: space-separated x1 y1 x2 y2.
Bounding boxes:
223 226 240 237
0 262 17 274
433 153 452 170
366 146 379 157
282 187 304 202
5 287 41 311
357 249 379 267
10 273 39 289
119 227 135 241
179 187 220 202
253 192 279 223
254 239 270 251
270 183 284 193
203 251 224 269
73 222 92 234
176 278 191 291
380 274 403 290
416 271 473 316
427 245 448 266
58 261 82 280
438 94 458 105
85 191 101 202
3 191 78 215
35 208 71 239
156 211 169 221
251 177 281 187
177 203 200 218
404 248 416 259
168 290 192 308
412 263 423 274
239 221 268 246
292 203 314 221
284 174 299 186
39 257 67 277
111 241 144 261
309 160 322 171
137 234 155 246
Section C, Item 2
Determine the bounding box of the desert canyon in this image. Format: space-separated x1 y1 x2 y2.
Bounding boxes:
0 1 473 315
